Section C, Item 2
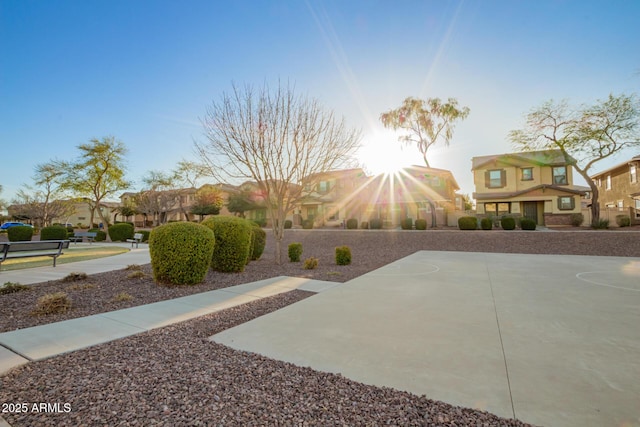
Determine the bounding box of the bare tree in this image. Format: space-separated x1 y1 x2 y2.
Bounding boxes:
195 82 361 264
509 93 640 224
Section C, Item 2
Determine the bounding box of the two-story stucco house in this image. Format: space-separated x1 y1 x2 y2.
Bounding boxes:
472 150 588 226
589 154 640 225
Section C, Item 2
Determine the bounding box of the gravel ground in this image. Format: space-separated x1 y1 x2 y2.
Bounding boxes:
1 229 639 426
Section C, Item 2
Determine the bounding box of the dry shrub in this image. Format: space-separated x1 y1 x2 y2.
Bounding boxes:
111 292 133 302
303 257 319 270
32 292 71 316
127 270 146 279
0 282 30 295
62 272 88 282
126 264 142 271
65 283 96 291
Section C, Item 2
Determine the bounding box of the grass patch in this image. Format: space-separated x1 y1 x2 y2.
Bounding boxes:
0 246 129 271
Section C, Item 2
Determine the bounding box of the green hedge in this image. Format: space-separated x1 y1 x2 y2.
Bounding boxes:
501 217 516 230
616 215 631 227
415 219 427 230
288 242 303 262
401 218 413 230
346 218 358 229
480 217 493 230
520 218 536 230
8 226 33 242
335 246 352 265
360 221 369 229
284 219 292 229
202 216 253 273
149 222 215 285
88 229 107 241
40 225 68 241
250 225 266 260
138 230 151 242
108 223 134 242
458 216 477 230
302 219 314 229
369 218 382 229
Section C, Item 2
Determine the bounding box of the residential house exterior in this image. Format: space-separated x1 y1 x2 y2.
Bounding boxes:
589 154 640 225
472 150 588 226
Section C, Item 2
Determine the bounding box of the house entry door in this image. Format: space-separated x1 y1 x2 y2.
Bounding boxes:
522 202 538 224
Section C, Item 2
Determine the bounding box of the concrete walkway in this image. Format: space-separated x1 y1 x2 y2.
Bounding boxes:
212 251 640 427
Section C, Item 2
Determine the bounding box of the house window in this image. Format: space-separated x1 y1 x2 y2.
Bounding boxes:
318 181 329 192
617 200 624 209
486 169 505 188
484 202 510 215
327 205 338 221
521 168 533 181
558 196 575 210
630 164 637 183
552 166 567 185
605 175 611 190
635 200 640 217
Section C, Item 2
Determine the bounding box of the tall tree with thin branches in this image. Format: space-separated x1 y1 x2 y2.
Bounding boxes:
380 97 470 168
57 137 130 239
509 93 640 224
195 81 361 264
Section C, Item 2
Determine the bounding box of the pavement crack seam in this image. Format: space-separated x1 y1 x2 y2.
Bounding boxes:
0 341 33 362
485 260 516 420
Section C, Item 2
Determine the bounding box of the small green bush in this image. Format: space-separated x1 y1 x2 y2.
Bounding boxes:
346 218 358 229
335 246 352 265
0 282 30 295
88 228 107 241
360 221 369 229
250 225 266 260
108 223 134 242
303 257 319 269
284 219 293 229
458 216 478 230
40 225 68 241
288 242 303 262
302 219 314 229
369 218 382 229
401 218 413 230
480 217 493 230
616 215 631 227
501 216 516 230
591 218 609 229
138 230 151 242
149 222 215 285
201 216 253 273
520 218 537 230
570 213 584 227
8 226 33 241
415 219 427 230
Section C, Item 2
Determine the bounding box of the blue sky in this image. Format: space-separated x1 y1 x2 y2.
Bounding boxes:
1 0 639 204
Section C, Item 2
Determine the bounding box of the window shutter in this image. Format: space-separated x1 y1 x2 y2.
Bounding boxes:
484 171 490 188
500 170 506 187
569 196 575 209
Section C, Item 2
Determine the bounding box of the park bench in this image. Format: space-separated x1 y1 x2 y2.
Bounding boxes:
126 233 144 248
0 240 70 270
69 231 97 244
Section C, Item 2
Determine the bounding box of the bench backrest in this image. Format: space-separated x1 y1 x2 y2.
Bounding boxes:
6 240 70 253
134 233 143 240
74 232 97 237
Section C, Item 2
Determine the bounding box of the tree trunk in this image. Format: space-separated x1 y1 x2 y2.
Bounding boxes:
275 238 282 265
575 167 599 225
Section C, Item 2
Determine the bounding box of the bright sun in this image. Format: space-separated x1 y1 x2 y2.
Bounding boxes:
357 132 415 175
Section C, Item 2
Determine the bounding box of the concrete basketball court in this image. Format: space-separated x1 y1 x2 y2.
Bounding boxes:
212 251 640 427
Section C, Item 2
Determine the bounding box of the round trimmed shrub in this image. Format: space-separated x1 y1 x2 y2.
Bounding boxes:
369 218 382 229
480 217 493 230
8 226 33 241
284 219 293 229
415 219 427 230
88 228 107 241
520 218 536 230
592 218 610 229
501 216 516 230
108 223 134 242
288 242 303 262
570 213 584 227
138 230 151 242
335 246 352 265
250 225 266 260
346 218 358 229
616 215 631 227
202 216 253 273
360 221 369 229
458 216 478 230
401 218 413 230
149 222 215 285
40 225 68 240
302 219 314 229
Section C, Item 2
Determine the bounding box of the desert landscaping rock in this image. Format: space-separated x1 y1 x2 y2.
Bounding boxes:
1 229 638 425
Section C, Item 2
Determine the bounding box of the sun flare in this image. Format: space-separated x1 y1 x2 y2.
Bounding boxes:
357 132 415 176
